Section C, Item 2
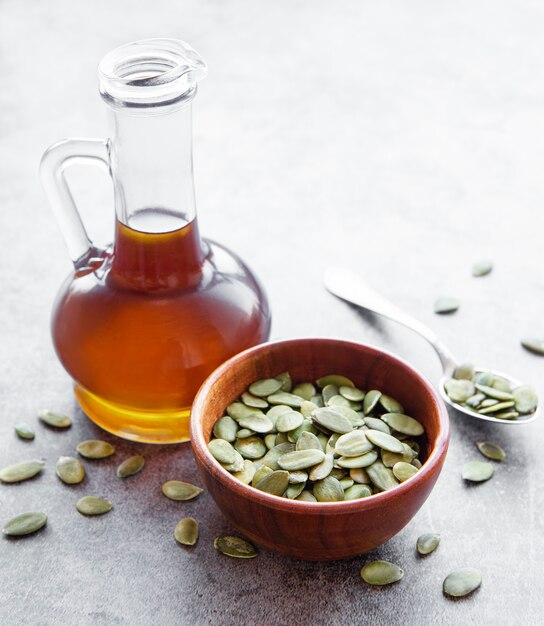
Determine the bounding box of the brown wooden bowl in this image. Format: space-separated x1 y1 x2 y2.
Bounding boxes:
190 338 450 561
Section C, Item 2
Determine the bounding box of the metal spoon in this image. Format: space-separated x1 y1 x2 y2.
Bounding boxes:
324 266 539 425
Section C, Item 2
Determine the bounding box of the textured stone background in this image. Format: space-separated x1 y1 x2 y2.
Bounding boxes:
1 1 543 624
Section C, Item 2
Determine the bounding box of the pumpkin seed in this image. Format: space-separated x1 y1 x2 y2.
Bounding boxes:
472 260 493 277
363 390 382 415
434 297 459 314
365 430 405 453
267 392 304 408
339 477 354 490
321 384 339 405
174 517 199 546
327 394 351 408
513 385 538 414
443 568 482 597
381 413 424 436
295 490 317 502
213 416 238 442
264 433 277 449
14 422 35 440
76 496 112 516
286 419 315 445
238 414 274 433
473 384 513 401
76 440 115 459
222 450 245 472
288 470 309 484
444 379 475 403
494 411 519 420
3 512 47 536
232 460 256 484
286 482 306 499
465 393 486 408
208 439 237 464
308 452 335 480
350 467 370 484
473 371 495 386
392 461 418 482
38 410 71 428
227 402 264 421
491 376 512 392
275 371 293 392
276 410 304 433
360 560 404 585
162 481 203 501
379 394 404 414
313 476 344 502
214 535 257 559
311 407 353 434
252 465 273 486
0 459 44 483
417 532 440 555
257 443 295 470
479 398 499 408
316 374 354 388
334 430 373 457
476 442 505 461
56 456 85 484
521 337 544 356
363 416 391 434
300 400 319 418
249 378 283 397
292 382 316 400
236 428 255 439
241 392 268 409
254 470 289 496
453 363 475 380
296 431 322 451
381 444 414 468
234 436 267 460
412 459 422 469
339 385 365 402
462 461 494 482
116 455 145 479
337 450 378 469
478 401 515 415
278 449 325 471
330 405 364 426
344 484 372 499
367 460 399 491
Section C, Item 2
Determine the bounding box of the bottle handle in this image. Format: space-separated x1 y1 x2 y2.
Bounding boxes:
40 138 111 268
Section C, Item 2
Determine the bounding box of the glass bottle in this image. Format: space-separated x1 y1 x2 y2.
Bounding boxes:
40 39 271 443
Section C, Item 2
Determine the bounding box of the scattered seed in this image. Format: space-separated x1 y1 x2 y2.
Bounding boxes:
443 568 482 597
462 461 494 482
214 535 257 559
56 456 85 484
3 512 47 537
174 517 199 546
0 460 44 483
521 337 544 356
38 410 71 428
417 532 440 555
434 297 459 314
76 496 112 516
162 481 203 501
14 422 35 440
76 440 115 459
472 260 493 277
117 455 145 479
360 560 404 585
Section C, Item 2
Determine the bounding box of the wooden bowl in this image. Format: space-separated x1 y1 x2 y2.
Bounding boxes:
190 338 450 561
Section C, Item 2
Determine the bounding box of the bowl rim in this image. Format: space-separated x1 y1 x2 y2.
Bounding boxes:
190 337 450 514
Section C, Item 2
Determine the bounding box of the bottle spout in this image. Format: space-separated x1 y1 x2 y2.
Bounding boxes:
99 38 207 110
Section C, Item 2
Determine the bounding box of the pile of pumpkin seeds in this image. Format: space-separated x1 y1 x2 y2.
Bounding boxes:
207 372 426 501
443 363 537 420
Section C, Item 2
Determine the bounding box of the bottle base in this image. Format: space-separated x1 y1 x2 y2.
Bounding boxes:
74 385 191 444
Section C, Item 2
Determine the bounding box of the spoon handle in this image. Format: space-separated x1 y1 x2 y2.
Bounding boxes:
324 267 458 373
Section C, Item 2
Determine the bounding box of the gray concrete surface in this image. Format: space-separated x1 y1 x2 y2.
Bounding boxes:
1 0 544 624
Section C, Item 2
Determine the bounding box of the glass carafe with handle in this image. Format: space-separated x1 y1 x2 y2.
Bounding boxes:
40 39 271 443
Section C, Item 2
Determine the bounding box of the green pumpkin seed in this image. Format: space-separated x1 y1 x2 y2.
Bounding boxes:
238 414 274 433
257 443 295 470
300 400 319 418
214 535 257 559
276 410 304 433
308 452 335 481
444 379 475 403
227 402 264 421
339 385 365 402
521 337 544 356
208 439 237 464
174 517 199 546
316 374 354 388
379 394 404 414
363 390 382 415
278 449 325 471
350 467 370 484
495 411 519 420
236 428 255 439
322 384 339 405
462 461 494 482
513 385 538 414
434 297 459 314
311 407 353 434
295 490 317 502
162 480 203 501
232 460 256 485
264 434 277 449
286 482 306 499
14 422 35 440
412 458 422 469
38 410 71 428
453 363 475 380
116 455 145 479
361 560 404 585
310 395 325 407
472 260 493 277
295 431 322 451
292 382 316 400
254 470 289 496
213 416 238 442
363 417 391 434
344 484 372 499
465 393 486 408
329 405 364 426
288 419 317 443
479 398 499 408
443 568 482 597
234 436 267 460
288 470 309 484
491 376 512 392
392 461 418 482
473 371 495 386
478 401 515 414
327 394 351 408
241 392 268 409
339 477 354 490
476 441 505 461
367 460 399 491
337 450 378 468
0 459 44 483
3 512 47 536
381 413 424 436
417 532 440 555
222 450 245 472
330 468 347 479
365 430 405 453
76 440 115 459
252 465 273 486
76 496 112 516
381 444 415 468
334 430 373 457
275 371 293 392
249 378 283 397
313 476 344 501
56 456 85 484
267 392 304 408
473 384 513 401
